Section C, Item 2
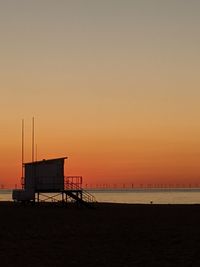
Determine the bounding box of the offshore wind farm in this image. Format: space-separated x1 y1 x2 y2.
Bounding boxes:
1 116 199 206
1 1 200 266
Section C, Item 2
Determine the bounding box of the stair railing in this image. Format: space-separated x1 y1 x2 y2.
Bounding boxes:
64 177 97 203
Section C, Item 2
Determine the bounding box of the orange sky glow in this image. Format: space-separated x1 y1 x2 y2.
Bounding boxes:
1 1 200 188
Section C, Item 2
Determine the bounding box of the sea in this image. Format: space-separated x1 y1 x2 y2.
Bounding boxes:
2 189 200 204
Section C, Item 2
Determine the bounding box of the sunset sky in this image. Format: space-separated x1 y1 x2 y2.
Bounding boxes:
1 0 200 187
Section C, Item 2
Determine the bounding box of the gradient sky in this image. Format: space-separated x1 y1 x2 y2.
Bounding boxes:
1 0 200 187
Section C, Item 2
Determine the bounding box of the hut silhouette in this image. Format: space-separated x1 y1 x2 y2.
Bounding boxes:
12 157 96 206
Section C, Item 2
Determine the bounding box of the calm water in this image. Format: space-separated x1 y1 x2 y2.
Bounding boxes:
2 189 200 204
91 189 200 204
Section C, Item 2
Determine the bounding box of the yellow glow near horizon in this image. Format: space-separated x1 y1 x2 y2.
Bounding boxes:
1 1 200 187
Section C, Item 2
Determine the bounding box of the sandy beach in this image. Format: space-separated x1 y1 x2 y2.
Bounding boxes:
0 202 200 267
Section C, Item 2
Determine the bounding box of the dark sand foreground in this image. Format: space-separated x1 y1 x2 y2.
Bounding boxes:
0 202 200 267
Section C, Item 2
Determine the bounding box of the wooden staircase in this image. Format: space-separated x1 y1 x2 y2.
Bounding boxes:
64 176 97 208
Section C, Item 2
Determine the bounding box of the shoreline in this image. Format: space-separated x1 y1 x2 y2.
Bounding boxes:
2 200 200 206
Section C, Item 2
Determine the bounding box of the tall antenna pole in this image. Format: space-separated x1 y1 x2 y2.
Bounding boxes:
32 117 35 162
35 143 37 162
22 119 24 179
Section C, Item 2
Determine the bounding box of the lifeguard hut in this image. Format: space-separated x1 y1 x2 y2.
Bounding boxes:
12 157 96 206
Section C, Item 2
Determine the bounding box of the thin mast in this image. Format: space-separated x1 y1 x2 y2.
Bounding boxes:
35 143 37 162
22 119 24 178
32 117 35 162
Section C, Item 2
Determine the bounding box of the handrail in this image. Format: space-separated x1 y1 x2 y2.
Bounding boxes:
64 180 97 203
